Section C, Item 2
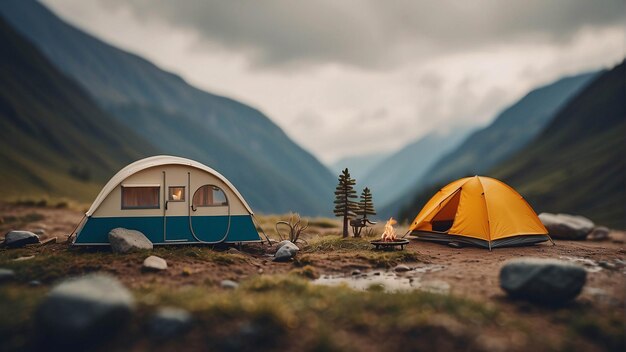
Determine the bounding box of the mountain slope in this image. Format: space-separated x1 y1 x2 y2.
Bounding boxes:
418 72 598 189
0 0 334 215
490 62 625 228
362 128 473 210
0 17 157 201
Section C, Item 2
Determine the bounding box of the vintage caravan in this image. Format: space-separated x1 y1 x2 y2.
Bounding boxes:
72 156 262 245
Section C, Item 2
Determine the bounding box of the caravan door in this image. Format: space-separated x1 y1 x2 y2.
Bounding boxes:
163 171 191 242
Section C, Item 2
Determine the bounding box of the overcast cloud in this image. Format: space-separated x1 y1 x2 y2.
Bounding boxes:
42 0 625 163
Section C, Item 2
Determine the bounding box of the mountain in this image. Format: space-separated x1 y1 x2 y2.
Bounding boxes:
384 70 599 218
490 62 625 228
0 0 334 215
0 17 157 201
417 71 599 189
396 63 624 229
330 153 389 180
361 128 473 212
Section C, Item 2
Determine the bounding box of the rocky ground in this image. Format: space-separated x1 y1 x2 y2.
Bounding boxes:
0 203 624 351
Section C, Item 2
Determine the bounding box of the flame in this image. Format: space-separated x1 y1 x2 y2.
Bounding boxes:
381 217 398 242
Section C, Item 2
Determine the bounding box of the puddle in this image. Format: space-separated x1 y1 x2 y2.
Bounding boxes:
559 256 603 273
313 265 448 294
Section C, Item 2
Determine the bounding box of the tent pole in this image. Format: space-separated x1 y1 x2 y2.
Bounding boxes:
488 240 492 251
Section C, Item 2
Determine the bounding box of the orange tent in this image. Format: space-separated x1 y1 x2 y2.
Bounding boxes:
408 176 552 249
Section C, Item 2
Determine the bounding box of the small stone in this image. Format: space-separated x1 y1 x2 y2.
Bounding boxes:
5 231 39 248
500 258 586 304
588 226 610 241
29 280 42 286
276 240 299 252
221 280 239 289
182 267 193 276
142 256 168 271
0 268 15 283
538 213 594 240
257 268 264 274
148 307 192 338
108 228 153 253
447 241 462 248
273 245 296 262
227 247 240 254
36 273 134 345
394 264 411 272
351 269 361 275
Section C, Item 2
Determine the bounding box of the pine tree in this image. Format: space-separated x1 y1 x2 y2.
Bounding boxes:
358 187 376 221
333 168 358 238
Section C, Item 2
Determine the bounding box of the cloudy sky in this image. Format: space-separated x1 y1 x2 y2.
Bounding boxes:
42 0 624 164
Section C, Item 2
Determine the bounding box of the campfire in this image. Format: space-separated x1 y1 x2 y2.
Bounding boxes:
370 217 409 250
381 217 398 242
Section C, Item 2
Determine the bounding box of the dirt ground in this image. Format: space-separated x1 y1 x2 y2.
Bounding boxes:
1 203 625 351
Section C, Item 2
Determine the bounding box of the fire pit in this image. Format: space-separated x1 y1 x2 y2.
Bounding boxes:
371 217 409 250
370 238 409 250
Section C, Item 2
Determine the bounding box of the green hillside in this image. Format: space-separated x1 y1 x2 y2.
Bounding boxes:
0 0 334 215
0 18 156 202
490 61 625 229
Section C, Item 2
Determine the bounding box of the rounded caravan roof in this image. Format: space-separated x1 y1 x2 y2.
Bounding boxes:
86 155 253 216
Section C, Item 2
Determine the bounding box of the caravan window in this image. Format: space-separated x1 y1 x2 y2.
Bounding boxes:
168 186 185 202
121 186 160 209
193 185 228 207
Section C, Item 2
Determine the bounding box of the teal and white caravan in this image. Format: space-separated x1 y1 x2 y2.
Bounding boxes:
72 156 263 245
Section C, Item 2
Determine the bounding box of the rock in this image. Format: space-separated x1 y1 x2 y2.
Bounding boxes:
4 230 39 248
500 258 586 304
351 269 361 275
394 264 411 272
276 240 299 252
227 247 240 254
0 268 15 283
220 279 239 289
148 307 192 338
29 280 42 286
108 228 153 253
36 273 134 344
588 226 610 241
447 241 462 248
143 256 168 271
273 245 296 262
538 213 594 240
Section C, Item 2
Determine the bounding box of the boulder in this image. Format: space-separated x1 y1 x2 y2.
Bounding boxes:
108 228 153 253
538 213 594 240
4 230 39 248
148 307 192 338
588 226 610 241
394 264 411 272
143 256 168 271
500 258 586 304
273 245 296 262
36 274 134 344
276 240 299 252
220 279 239 289
0 268 15 283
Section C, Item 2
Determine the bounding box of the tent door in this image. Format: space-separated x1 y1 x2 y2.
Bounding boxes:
189 183 231 243
164 171 190 242
431 190 462 232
